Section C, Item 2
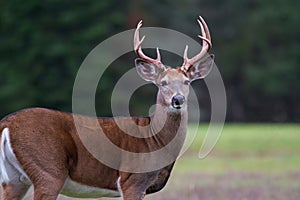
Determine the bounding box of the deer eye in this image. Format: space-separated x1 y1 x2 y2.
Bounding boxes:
184 80 190 85
161 81 168 86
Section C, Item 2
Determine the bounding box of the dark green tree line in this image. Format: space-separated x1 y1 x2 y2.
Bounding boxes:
0 0 299 122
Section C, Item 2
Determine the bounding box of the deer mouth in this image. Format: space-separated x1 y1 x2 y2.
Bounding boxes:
172 104 183 109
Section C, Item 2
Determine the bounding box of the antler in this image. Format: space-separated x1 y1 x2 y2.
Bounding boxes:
134 20 163 68
181 16 212 71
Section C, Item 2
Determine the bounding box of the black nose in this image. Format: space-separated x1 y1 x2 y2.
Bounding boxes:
172 95 185 109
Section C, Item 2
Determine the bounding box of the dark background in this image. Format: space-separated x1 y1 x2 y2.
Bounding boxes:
0 0 299 122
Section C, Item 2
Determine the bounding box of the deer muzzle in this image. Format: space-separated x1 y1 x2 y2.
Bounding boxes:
171 95 185 109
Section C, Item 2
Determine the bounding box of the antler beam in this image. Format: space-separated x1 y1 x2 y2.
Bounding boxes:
134 20 163 68
181 16 212 71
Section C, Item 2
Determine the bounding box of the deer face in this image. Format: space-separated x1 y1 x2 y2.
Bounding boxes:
134 16 214 111
135 55 214 111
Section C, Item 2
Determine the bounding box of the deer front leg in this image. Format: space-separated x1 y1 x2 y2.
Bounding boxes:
118 173 156 200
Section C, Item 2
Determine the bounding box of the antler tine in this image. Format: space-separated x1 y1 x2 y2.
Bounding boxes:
198 16 212 49
181 16 212 71
183 45 189 59
134 20 163 67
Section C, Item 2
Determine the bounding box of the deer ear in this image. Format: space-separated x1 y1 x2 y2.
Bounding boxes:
135 58 165 82
186 54 214 81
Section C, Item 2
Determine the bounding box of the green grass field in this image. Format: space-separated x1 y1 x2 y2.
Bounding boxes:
6 124 300 200
146 123 300 200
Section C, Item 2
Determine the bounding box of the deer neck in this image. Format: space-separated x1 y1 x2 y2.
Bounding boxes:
149 94 188 149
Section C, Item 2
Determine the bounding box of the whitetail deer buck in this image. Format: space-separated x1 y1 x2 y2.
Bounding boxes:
0 16 214 200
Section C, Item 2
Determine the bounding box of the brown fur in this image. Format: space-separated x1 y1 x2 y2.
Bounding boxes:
0 103 186 200
0 53 213 200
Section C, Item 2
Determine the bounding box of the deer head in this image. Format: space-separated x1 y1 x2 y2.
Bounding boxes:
134 16 214 111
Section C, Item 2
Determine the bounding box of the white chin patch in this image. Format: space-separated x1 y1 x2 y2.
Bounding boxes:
173 105 182 109
168 106 183 112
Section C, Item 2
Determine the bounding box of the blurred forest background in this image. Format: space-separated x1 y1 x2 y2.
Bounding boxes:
0 0 299 122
